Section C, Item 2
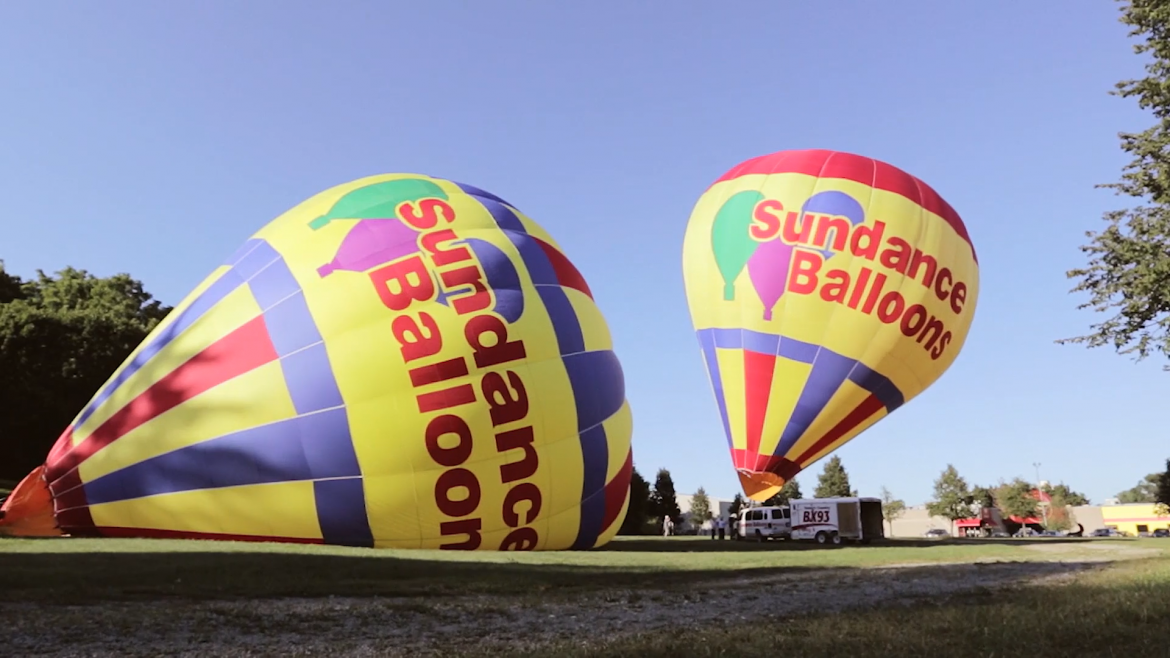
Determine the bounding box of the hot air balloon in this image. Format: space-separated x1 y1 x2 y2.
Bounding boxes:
0 175 633 551
682 149 978 502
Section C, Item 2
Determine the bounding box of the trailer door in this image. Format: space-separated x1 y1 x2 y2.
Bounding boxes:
836 501 860 537
859 500 885 538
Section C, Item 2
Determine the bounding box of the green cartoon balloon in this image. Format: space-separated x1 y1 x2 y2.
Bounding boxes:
710 190 764 300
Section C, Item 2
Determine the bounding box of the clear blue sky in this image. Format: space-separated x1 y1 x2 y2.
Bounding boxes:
1 2 1164 506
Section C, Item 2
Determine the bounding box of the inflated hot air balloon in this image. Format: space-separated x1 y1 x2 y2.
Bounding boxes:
682 149 978 502
0 175 633 550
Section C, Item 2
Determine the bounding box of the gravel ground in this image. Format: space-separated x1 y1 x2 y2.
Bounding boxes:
5 555 1121 658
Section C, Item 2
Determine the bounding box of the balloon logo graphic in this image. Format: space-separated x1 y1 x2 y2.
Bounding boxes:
683 149 979 501
2 175 633 551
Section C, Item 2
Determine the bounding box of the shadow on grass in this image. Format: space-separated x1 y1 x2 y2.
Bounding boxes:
0 546 824 603
0 535 1135 604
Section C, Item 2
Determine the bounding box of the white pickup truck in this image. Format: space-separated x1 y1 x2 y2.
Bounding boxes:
790 497 885 545
737 505 791 540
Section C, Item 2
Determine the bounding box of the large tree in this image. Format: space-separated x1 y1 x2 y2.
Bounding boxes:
926 464 972 531
1044 502 1076 533
0 265 171 481
689 487 712 528
994 478 1042 520
728 493 746 520
619 464 652 535
1060 0 1170 366
1159 458 1170 505
813 456 855 498
1042 483 1090 507
970 485 996 509
0 261 23 304
647 468 682 525
1119 472 1163 502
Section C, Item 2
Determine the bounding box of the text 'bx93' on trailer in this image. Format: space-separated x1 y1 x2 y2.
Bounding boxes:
789 497 885 546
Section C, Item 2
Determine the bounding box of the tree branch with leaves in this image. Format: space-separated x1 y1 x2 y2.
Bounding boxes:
1060 0 1170 367
926 465 972 533
880 486 906 536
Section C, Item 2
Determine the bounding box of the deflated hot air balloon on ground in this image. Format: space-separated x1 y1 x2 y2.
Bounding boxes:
682 149 978 502
0 175 633 550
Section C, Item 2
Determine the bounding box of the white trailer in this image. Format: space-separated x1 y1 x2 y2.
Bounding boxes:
790 497 885 545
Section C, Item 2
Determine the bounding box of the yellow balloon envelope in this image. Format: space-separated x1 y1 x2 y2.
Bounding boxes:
682 150 978 502
3 175 633 550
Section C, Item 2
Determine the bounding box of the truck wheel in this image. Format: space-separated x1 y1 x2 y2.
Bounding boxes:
815 531 828 545
831 532 842 546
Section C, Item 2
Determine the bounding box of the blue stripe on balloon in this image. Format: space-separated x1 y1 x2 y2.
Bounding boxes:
537 287 586 356
774 350 855 457
847 362 904 411
83 408 359 504
444 180 514 208
279 345 345 414
695 327 905 459
313 478 373 548
564 351 627 547
453 182 619 550
696 330 733 450
70 241 272 429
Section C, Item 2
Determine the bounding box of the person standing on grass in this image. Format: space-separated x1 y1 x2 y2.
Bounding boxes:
717 516 726 540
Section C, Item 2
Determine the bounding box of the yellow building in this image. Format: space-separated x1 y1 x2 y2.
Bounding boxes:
1101 503 1170 535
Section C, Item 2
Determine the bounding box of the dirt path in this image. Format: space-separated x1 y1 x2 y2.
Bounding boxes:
5 556 1117 658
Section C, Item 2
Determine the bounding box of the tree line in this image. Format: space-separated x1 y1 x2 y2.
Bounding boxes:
621 455 1170 538
1116 461 1170 505
0 262 170 485
924 465 1089 533
923 461 1170 533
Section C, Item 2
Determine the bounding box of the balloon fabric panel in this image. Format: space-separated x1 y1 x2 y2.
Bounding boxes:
26 175 632 551
683 150 978 502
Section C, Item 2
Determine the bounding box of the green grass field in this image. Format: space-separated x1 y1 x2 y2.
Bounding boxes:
0 534 1123 602
4 535 1169 656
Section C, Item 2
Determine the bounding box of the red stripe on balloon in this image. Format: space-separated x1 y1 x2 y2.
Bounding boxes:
710 149 976 263
733 449 770 472
50 474 88 509
44 316 280 483
743 350 776 457
533 236 594 299
600 448 634 534
792 394 886 466
54 506 96 533
731 451 803 482
45 426 74 467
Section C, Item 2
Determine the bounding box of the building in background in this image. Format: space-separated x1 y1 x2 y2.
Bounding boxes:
1100 503 1170 535
675 493 734 533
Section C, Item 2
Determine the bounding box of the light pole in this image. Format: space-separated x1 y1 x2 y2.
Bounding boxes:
1033 462 1048 529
